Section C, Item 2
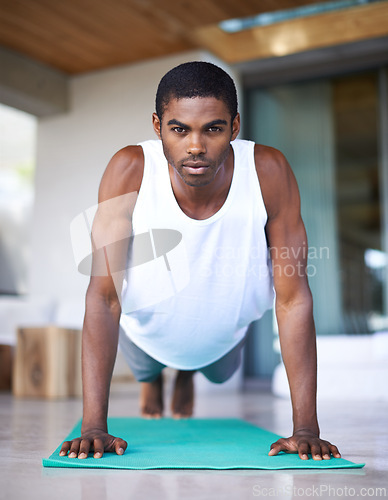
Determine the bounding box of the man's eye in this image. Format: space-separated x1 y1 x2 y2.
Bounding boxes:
208 127 222 132
172 127 185 133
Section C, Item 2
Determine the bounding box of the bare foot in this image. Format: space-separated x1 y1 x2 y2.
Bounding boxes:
171 370 195 419
140 373 164 418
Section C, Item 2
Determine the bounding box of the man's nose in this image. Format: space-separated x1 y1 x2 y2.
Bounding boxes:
187 134 206 155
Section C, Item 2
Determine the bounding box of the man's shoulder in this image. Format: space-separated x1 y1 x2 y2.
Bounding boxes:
99 145 144 200
253 144 288 177
252 144 296 219
108 145 144 177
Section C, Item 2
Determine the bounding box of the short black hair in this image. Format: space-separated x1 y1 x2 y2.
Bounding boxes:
155 61 238 121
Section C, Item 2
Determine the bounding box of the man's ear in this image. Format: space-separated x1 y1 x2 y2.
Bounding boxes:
152 113 162 139
231 113 240 141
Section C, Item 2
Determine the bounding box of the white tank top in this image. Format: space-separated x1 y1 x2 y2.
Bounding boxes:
119 139 274 369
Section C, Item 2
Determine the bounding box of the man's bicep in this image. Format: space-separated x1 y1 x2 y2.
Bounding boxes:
90 196 135 277
87 146 142 299
265 192 311 307
257 146 311 306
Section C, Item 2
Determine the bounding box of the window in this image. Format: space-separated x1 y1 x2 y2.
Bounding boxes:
0 103 37 294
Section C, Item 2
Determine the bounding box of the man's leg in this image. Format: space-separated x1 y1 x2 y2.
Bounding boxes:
118 328 166 418
199 335 247 384
171 335 247 418
171 369 196 419
140 374 164 419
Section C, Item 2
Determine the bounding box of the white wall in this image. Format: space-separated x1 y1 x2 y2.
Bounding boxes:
30 51 241 303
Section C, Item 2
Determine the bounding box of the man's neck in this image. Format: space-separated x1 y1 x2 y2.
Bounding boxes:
168 147 234 220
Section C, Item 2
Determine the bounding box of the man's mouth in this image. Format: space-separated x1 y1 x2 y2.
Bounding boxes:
182 163 209 174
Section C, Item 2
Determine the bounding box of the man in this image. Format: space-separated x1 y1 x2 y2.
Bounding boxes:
60 62 341 461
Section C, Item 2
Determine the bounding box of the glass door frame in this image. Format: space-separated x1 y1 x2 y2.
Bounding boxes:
378 67 388 319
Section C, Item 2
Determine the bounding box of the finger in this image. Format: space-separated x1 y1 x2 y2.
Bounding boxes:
268 444 281 456
268 439 286 456
310 441 323 460
297 440 310 460
329 443 341 458
320 442 331 460
93 438 104 459
68 439 81 458
59 441 71 456
78 439 91 459
114 438 128 456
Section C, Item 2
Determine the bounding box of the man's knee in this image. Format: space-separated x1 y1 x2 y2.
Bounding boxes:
200 369 234 384
200 354 242 384
136 370 163 383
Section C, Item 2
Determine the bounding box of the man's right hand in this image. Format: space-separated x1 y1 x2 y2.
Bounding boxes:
59 428 128 459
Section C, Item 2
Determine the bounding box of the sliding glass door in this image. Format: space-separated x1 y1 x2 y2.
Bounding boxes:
244 69 387 377
333 72 385 333
247 80 342 336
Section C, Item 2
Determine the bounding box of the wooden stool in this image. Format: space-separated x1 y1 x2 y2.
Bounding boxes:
13 326 82 398
0 344 13 391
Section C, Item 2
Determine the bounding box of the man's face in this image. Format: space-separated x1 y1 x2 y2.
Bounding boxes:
152 97 240 187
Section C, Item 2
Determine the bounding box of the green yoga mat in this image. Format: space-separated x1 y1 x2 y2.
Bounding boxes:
43 418 364 470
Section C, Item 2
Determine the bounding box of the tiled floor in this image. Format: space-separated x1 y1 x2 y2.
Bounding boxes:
1 376 387 500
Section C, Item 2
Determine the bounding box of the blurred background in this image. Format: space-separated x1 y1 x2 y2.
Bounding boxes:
1 0 388 399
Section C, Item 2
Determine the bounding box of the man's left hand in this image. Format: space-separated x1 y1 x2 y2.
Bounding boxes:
268 430 341 460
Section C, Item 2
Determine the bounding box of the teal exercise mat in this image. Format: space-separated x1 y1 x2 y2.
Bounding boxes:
43 417 364 470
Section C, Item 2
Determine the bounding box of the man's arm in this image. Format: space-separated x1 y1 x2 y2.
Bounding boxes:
256 145 341 460
60 146 143 459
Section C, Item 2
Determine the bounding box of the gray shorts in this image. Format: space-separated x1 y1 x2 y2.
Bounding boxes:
118 328 247 383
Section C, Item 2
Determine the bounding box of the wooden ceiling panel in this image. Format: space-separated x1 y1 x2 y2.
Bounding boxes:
144 0 328 28
0 0 195 73
193 2 388 63
0 0 386 74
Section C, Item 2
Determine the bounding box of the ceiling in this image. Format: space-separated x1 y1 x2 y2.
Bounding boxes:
1 0 379 75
